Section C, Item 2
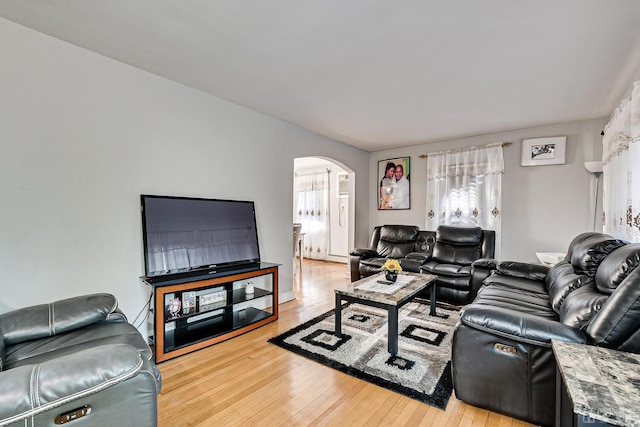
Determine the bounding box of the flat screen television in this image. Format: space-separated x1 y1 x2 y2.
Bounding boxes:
140 194 261 280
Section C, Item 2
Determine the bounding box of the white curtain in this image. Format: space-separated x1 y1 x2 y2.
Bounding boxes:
294 170 330 260
425 143 504 258
602 80 640 242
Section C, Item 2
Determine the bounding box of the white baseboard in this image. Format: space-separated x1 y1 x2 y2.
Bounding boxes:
326 254 347 263
279 290 296 304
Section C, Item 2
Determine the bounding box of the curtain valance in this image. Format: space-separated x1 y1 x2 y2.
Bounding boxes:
426 143 504 181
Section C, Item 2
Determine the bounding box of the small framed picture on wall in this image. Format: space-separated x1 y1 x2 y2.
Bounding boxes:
521 136 566 166
378 157 410 210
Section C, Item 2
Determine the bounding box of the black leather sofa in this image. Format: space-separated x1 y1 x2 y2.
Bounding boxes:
349 224 495 305
0 293 161 427
451 232 640 426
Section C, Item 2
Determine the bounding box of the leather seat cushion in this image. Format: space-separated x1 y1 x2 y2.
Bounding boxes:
359 256 424 276
422 261 471 277
435 274 473 290
483 274 548 295
359 257 387 277
473 286 557 319
359 257 387 269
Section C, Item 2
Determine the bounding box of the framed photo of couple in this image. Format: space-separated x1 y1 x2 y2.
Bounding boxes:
378 157 410 210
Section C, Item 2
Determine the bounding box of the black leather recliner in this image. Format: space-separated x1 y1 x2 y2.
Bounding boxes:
349 225 432 282
420 225 495 305
452 232 640 426
0 293 161 427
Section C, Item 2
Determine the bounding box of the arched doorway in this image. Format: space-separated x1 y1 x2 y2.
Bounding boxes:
293 157 354 269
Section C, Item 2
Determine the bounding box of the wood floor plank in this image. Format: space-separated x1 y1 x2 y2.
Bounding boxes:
157 260 534 426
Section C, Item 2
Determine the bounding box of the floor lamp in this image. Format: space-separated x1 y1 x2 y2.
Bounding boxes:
584 161 603 231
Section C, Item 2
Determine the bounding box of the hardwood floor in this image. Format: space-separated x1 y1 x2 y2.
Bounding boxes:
157 260 534 426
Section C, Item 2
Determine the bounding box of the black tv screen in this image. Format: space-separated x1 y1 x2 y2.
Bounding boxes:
141 195 261 279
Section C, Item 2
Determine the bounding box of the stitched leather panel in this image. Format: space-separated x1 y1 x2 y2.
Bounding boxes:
594 244 640 294
570 234 627 277
0 294 118 346
559 283 608 328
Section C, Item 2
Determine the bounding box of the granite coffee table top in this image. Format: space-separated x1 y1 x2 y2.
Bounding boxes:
335 272 436 306
552 339 640 427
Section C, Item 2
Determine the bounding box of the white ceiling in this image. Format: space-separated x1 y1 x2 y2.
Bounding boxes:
2 1 639 152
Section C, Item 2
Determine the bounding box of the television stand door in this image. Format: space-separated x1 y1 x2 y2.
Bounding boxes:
143 263 279 362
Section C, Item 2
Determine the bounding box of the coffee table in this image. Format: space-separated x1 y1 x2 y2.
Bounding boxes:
334 272 437 356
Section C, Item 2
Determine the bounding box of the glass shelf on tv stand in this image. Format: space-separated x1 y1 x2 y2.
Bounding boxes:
164 287 273 324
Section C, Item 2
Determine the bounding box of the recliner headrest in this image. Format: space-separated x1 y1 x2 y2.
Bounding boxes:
565 232 609 260
379 225 419 243
436 225 483 245
570 234 627 278
595 244 640 294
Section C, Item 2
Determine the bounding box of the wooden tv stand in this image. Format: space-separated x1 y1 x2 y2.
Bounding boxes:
143 262 278 362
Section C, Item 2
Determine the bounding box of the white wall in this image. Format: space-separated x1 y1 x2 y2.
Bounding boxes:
0 19 370 334
369 118 607 262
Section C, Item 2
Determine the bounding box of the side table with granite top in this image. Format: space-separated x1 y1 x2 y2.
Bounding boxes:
552 339 640 427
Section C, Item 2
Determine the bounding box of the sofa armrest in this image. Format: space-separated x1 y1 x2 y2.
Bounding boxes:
0 294 120 345
348 248 379 282
349 248 378 258
405 252 431 262
0 344 143 426
469 258 498 301
496 261 549 281
460 305 587 347
472 258 498 270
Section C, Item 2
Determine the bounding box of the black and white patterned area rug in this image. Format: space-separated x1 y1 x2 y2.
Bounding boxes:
268 300 459 410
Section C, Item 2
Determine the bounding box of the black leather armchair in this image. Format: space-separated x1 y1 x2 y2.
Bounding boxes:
420 225 495 305
0 293 161 427
349 225 433 282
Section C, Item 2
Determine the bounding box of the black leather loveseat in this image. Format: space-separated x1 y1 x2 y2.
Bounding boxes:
349 225 494 305
349 225 431 282
451 232 640 426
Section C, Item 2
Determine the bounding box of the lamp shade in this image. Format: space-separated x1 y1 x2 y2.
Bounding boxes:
584 161 603 174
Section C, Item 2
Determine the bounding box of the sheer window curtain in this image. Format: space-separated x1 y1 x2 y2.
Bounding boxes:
294 170 330 260
602 80 640 242
425 143 504 258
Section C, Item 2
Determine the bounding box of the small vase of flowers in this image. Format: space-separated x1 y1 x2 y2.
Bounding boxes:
381 259 402 283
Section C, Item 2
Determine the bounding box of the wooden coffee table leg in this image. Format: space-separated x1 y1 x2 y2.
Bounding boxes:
335 293 342 337
388 306 398 356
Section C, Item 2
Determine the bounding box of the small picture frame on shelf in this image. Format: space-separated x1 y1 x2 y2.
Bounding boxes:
198 290 226 312
167 296 181 319
520 136 566 166
182 291 196 315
